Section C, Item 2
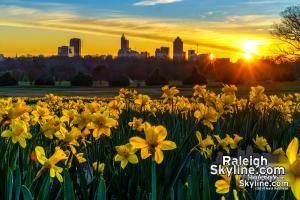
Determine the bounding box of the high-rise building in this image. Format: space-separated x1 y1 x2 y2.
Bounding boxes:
118 34 148 58
70 38 81 57
173 37 185 60
155 47 170 59
58 46 74 57
121 34 129 51
0 54 5 62
188 50 197 61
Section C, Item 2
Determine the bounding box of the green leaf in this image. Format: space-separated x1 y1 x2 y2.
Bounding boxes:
37 174 51 200
6 168 13 200
96 176 106 200
14 168 21 200
63 169 75 200
22 185 33 200
202 164 211 200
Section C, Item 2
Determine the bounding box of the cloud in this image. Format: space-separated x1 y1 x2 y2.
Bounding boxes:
244 0 286 5
0 5 275 57
133 0 183 6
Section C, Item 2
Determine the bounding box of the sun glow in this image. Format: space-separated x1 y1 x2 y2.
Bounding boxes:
241 40 260 60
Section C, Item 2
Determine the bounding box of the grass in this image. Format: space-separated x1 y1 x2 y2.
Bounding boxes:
1 80 300 98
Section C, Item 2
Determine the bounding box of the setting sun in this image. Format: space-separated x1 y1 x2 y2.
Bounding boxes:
241 40 261 60
244 52 252 60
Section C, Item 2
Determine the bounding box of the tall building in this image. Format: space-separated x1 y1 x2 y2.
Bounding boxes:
188 50 197 61
121 33 129 51
70 38 81 57
58 46 74 57
118 34 148 58
173 37 185 60
155 47 170 59
0 54 5 62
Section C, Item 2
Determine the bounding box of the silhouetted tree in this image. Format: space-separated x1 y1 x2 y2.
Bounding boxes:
145 68 168 86
182 68 207 85
0 72 18 86
271 6 300 58
71 72 93 86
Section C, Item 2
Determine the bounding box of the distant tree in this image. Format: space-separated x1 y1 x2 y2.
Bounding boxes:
0 72 18 86
71 72 93 86
93 65 107 81
182 68 207 85
109 75 131 87
34 75 55 86
271 6 300 58
145 68 168 86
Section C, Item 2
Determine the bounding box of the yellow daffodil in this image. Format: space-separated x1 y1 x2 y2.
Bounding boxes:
196 131 214 149
161 85 179 101
129 122 176 164
230 134 243 149
222 84 238 95
134 94 152 112
114 143 138 168
253 135 271 153
92 162 105 173
276 137 300 199
194 104 218 130
215 168 243 197
1 119 31 148
87 112 118 139
214 134 238 154
35 146 68 182
7 99 32 120
128 117 145 132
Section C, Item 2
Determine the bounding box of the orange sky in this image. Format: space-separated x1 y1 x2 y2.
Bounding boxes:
0 2 285 61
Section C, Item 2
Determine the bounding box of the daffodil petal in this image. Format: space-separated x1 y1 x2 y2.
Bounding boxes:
129 137 148 149
287 137 299 164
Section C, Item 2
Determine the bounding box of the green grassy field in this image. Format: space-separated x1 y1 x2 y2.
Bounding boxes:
0 80 300 97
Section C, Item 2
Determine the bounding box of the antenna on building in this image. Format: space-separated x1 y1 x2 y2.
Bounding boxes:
196 44 199 54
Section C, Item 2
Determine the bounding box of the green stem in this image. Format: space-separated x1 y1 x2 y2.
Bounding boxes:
151 160 157 200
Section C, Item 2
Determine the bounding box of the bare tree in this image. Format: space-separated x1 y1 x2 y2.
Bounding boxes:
271 6 300 58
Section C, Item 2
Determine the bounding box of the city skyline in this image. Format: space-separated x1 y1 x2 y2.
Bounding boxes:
0 0 299 61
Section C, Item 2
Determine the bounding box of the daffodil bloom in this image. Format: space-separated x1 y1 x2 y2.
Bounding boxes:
194 104 218 130
134 94 152 112
129 122 176 164
253 135 271 153
60 109 78 125
193 85 207 97
195 131 215 159
161 85 179 101
35 146 68 182
114 143 138 168
276 138 300 199
214 134 236 154
7 99 32 120
92 162 105 173
40 116 65 139
222 84 238 95
73 111 92 130
249 86 268 110
1 119 31 148
128 117 145 132
87 111 118 139
230 134 243 149
31 106 52 125
215 167 243 196
196 131 214 149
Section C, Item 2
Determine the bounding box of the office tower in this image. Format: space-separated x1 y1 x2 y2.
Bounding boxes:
121 34 129 51
58 46 74 57
155 47 170 59
70 38 81 57
173 37 185 60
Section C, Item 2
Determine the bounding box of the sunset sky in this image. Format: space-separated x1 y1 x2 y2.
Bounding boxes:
0 0 299 60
